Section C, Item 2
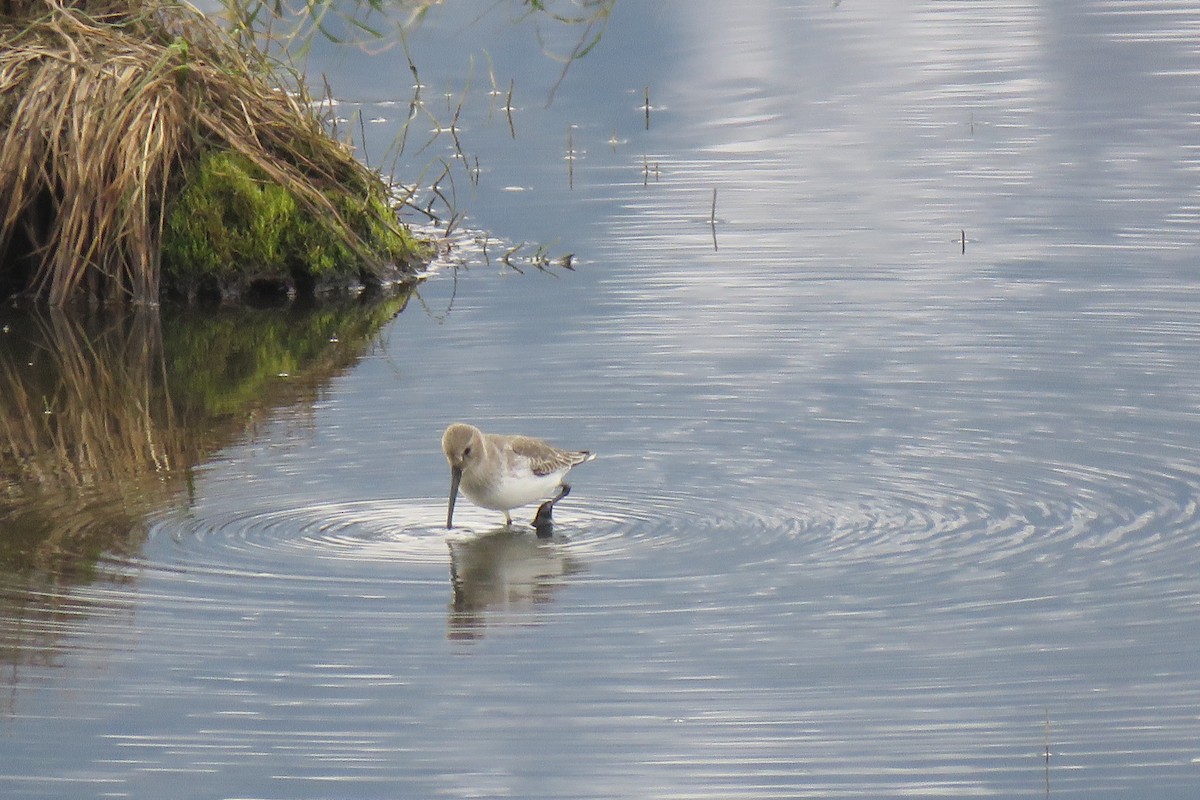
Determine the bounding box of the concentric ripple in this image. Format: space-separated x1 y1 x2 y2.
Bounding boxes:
142 499 457 574
547 452 1200 591
133 448 1200 595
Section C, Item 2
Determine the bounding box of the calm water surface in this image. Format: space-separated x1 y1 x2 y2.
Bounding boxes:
4 1 1200 797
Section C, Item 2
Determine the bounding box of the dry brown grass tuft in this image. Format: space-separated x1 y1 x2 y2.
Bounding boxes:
0 0 410 305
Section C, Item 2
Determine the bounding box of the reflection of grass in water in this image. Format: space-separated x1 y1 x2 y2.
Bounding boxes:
0 310 175 596
0 288 415 575
0 289 415 678
0 309 186 496
162 291 412 420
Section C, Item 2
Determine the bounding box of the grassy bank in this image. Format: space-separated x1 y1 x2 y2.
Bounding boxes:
0 0 428 306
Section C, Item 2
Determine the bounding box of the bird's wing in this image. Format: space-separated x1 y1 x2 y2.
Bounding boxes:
508 436 590 476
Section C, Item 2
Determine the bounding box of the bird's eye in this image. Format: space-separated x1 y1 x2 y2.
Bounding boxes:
463 446 472 457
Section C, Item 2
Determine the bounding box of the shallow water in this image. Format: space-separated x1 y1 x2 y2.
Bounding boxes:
4 0 1200 797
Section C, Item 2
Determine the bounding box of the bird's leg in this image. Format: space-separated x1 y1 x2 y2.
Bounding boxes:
504 511 513 527
532 483 571 535
544 483 572 514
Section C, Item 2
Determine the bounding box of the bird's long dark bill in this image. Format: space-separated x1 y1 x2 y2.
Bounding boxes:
446 466 463 529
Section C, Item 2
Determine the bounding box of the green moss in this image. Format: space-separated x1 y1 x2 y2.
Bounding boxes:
162 150 426 299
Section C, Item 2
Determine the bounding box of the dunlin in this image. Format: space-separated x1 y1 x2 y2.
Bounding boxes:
442 422 594 529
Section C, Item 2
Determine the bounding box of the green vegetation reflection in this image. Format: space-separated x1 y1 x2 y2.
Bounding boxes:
0 288 414 580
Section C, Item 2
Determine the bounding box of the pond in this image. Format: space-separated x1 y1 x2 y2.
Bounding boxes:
4 0 1200 797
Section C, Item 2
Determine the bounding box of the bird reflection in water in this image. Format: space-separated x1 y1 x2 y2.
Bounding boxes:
447 528 583 641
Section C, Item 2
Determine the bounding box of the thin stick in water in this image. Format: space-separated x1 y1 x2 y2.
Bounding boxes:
449 99 466 168
505 79 515 139
1044 709 1050 798
710 188 719 252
